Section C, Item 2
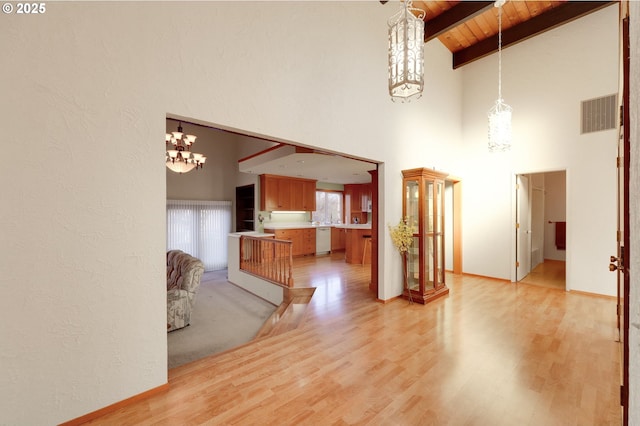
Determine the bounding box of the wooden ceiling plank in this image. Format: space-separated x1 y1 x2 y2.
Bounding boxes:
439 26 467 52
452 1 616 69
457 23 480 49
463 18 488 45
424 1 494 42
512 0 533 22
501 1 521 30
427 0 457 18
475 9 497 37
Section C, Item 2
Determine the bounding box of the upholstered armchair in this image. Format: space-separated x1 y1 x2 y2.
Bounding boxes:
167 250 205 332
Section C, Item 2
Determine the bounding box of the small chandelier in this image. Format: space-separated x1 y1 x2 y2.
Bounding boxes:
488 0 512 152
388 0 426 102
165 122 206 173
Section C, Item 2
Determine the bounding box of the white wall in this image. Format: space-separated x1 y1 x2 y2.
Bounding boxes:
459 5 619 296
0 2 462 423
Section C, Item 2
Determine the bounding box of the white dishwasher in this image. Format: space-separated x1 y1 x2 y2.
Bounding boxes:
316 226 331 254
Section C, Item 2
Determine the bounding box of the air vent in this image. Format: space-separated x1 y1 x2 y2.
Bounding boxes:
581 94 617 134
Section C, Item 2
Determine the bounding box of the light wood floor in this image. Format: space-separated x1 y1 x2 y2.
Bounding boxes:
520 260 566 291
88 253 621 425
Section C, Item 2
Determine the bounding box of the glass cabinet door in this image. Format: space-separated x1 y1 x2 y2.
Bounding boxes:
407 236 420 292
405 179 420 293
426 182 434 233
435 181 444 288
424 181 435 290
405 179 419 233
424 235 434 290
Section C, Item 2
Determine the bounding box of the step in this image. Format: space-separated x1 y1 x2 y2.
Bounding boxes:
254 287 315 339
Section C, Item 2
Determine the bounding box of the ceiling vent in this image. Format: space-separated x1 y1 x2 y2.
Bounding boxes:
581 94 617 134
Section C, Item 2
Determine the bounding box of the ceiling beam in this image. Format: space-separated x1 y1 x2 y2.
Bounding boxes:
424 1 494 42
452 1 617 69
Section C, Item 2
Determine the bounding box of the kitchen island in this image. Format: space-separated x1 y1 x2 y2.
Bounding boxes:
333 224 372 264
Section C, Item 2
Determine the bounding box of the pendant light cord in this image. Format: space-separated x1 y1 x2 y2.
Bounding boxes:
498 4 503 101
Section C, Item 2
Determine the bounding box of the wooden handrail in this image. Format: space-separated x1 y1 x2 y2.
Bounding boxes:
239 236 294 288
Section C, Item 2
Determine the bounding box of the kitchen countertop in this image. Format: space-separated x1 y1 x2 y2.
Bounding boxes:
332 224 372 230
262 224 318 230
263 223 371 230
229 231 275 238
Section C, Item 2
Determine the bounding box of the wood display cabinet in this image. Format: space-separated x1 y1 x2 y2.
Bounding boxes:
402 168 449 304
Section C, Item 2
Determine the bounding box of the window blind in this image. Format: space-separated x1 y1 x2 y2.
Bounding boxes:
166 200 232 271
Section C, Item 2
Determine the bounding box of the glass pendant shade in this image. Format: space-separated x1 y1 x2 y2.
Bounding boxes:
488 99 512 152
488 0 512 152
166 160 196 174
388 1 425 102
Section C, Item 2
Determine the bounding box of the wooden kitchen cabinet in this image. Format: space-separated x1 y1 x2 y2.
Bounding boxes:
261 175 291 211
301 228 315 256
344 183 372 225
260 174 317 211
290 179 316 211
331 227 346 251
264 228 316 257
303 180 316 210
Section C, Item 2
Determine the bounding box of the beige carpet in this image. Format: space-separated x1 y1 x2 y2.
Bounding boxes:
167 269 277 369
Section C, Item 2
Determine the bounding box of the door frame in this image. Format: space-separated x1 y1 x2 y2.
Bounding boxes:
515 174 532 281
511 169 568 284
446 176 463 275
619 11 630 424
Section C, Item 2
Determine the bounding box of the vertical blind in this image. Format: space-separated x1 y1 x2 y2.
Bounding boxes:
166 200 232 271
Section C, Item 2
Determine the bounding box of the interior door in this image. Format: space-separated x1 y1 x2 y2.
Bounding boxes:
516 175 531 281
611 15 630 424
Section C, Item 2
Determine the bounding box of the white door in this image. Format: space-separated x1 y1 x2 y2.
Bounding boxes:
516 175 531 281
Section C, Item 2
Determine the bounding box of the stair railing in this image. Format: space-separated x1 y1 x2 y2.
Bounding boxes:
239 235 294 288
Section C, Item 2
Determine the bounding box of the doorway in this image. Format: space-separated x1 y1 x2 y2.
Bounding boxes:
514 171 567 290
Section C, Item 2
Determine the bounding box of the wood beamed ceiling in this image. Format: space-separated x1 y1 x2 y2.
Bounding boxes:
407 1 618 68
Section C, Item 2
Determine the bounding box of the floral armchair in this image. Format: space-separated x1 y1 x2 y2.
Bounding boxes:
167 250 205 332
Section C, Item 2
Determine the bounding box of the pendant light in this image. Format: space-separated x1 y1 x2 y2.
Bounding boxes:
488 0 512 152
166 122 206 173
388 0 426 102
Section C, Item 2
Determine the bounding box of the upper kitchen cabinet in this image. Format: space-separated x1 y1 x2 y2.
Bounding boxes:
290 179 316 211
344 183 372 224
260 174 317 212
